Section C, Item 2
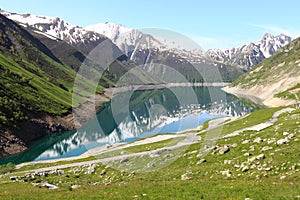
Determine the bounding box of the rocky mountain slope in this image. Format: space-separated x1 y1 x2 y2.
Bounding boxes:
85 22 204 61
0 10 111 55
86 22 245 83
224 37 300 107
207 33 292 70
0 11 173 157
0 12 136 157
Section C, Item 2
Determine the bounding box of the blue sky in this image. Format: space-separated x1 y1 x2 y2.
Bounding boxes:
1 0 300 50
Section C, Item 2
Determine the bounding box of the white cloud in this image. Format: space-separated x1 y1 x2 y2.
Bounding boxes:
251 24 300 38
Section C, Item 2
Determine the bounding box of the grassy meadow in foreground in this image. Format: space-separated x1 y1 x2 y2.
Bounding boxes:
0 107 299 199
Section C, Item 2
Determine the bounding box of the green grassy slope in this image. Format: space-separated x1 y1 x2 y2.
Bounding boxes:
0 53 72 125
0 14 92 130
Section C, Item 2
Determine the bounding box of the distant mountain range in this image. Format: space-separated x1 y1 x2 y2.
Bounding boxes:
0 10 109 55
0 9 292 71
207 33 292 70
0 9 245 84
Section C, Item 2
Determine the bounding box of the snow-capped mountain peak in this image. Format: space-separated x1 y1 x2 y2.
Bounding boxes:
86 22 132 40
0 9 57 25
207 33 292 70
1 9 205 61
0 9 292 70
0 9 109 54
255 32 291 58
86 22 205 62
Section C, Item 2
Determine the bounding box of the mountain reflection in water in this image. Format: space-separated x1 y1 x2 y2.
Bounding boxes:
0 86 258 164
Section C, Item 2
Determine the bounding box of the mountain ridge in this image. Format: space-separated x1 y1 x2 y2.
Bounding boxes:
1 9 292 72
0 9 111 55
207 33 292 70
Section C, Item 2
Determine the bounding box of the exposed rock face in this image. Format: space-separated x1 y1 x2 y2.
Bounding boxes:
0 132 26 157
0 111 75 157
276 138 290 145
197 159 207 165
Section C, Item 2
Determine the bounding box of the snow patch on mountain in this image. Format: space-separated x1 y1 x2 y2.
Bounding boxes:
85 22 204 61
0 10 107 46
207 33 292 70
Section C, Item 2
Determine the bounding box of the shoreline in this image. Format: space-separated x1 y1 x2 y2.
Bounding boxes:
16 115 232 167
111 82 230 94
222 86 296 107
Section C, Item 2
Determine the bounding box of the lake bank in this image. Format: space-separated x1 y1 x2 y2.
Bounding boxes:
222 84 296 108
0 88 112 158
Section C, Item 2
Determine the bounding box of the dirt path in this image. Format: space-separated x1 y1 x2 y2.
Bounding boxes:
15 133 200 174
220 107 295 139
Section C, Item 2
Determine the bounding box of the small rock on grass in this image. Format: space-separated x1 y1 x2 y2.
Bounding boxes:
256 153 265 160
197 159 207 164
261 146 273 152
242 140 251 144
287 134 295 139
230 143 238 148
219 145 230 155
276 138 289 145
244 152 251 156
242 166 250 172
254 137 263 143
71 184 81 189
280 175 286 180
224 160 233 164
120 158 129 163
220 170 232 177
283 132 289 136
181 171 192 180
100 169 106 176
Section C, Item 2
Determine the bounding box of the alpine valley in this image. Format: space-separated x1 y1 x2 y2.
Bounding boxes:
0 8 295 157
0 8 299 200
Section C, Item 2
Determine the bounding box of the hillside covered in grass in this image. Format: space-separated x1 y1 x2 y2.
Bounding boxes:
0 14 88 156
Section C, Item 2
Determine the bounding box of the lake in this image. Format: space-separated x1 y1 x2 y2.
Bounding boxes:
0 86 258 164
